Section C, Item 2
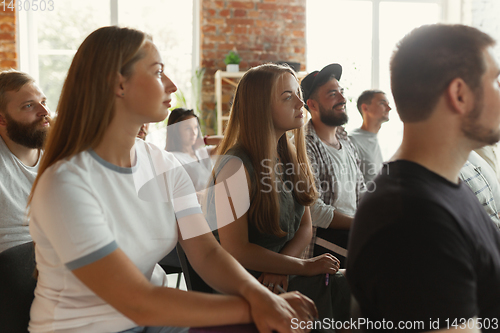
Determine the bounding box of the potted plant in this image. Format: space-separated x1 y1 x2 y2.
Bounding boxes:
224 50 241 72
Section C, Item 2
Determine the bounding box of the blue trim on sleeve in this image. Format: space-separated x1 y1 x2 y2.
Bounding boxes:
66 241 118 270
175 207 203 219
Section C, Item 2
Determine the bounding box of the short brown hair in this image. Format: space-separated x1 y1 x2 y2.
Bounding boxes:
391 24 495 122
356 89 385 115
0 70 35 113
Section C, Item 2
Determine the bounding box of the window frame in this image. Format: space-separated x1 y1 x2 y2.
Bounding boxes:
16 0 200 86
340 0 461 89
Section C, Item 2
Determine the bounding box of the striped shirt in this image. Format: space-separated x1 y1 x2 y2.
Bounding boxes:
460 158 500 227
303 120 366 258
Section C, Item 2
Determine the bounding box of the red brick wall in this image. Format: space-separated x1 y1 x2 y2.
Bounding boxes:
0 6 17 70
200 0 306 134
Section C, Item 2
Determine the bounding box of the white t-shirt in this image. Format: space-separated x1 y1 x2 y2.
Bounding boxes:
171 147 214 192
29 140 202 333
320 144 359 218
0 135 40 253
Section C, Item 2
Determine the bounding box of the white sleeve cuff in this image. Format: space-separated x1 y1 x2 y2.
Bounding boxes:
310 199 335 229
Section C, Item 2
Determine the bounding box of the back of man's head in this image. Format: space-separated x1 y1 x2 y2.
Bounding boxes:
0 70 35 114
391 24 495 123
356 89 385 115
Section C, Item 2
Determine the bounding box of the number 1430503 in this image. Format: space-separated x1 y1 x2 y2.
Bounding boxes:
1 0 54 12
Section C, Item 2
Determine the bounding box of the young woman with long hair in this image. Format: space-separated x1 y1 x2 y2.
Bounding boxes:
27 26 316 333
208 64 351 321
166 108 202 153
165 108 217 193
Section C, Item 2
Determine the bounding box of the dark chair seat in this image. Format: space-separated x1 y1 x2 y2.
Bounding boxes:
0 241 37 333
314 228 349 268
176 244 213 293
159 247 183 289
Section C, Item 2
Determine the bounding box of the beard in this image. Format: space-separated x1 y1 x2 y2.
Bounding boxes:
318 102 348 127
4 112 51 149
461 90 500 146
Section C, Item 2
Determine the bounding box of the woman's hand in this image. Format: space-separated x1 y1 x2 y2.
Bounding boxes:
247 288 317 333
258 272 289 294
301 253 340 276
280 291 319 326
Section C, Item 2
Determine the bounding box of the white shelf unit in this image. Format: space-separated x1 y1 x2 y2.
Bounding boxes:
215 70 308 135
214 70 241 136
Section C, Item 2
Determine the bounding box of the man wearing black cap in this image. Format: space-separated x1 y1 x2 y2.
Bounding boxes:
300 64 366 266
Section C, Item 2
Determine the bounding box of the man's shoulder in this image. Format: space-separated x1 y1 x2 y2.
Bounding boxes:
348 128 363 135
304 120 318 141
336 126 349 139
360 161 452 205
348 128 371 142
350 162 469 266
347 128 361 140
0 135 12 158
0 145 12 164
304 122 323 155
336 127 357 147
336 127 363 165
358 160 490 232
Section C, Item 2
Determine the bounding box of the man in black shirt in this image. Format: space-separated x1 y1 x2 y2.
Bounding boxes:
347 24 500 332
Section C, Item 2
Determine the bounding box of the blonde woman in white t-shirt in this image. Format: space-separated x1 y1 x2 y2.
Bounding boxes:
27 26 316 333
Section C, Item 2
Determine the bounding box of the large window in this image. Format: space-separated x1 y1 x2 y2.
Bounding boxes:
18 0 198 147
307 0 454 159
35 0 110 112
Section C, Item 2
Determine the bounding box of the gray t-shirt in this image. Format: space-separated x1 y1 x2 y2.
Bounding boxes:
0 136 40 252
349 128 383 183
171 147 213 192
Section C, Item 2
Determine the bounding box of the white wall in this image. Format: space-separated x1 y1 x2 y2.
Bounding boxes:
470 0 500 60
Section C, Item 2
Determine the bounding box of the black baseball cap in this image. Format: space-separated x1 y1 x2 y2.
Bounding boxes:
301 63 342 106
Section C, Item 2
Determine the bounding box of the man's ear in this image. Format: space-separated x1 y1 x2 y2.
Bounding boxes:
361 103 369 115
0 112 6 127
114 73 126 98
446 78 474 115
306 99 318 113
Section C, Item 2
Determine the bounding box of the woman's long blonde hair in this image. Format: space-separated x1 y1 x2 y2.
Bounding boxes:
29 26 150 203
215 64 317 237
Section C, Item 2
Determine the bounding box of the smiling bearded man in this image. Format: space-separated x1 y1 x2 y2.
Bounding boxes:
299 63 366 270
